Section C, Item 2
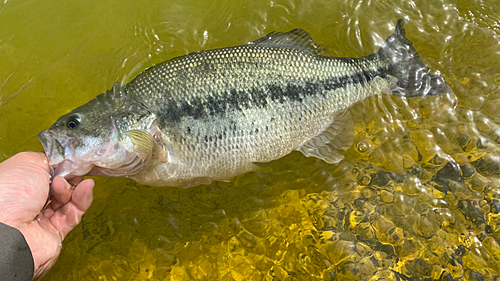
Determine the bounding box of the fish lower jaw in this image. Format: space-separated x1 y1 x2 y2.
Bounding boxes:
88 150 150 178
52 159 94 179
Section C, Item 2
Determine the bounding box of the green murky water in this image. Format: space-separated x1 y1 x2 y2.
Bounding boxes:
1 0 500 280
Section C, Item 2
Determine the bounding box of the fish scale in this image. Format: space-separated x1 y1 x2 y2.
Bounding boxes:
124 47 391 185
38 19 451 187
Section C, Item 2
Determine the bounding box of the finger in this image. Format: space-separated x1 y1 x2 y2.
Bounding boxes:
15 151 49 167
71 179 95 212
49 179 94 239
68 176 85 187
49 176 73 211
3 152 51 175
50 176 87 211
43 177 73 218
43 207 55 219
46 177 94 217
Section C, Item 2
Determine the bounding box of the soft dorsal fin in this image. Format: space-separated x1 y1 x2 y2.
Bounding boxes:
247 29 321 54
297 110 354 164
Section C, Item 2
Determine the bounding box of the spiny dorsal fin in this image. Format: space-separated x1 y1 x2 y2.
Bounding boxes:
248 28 321 54
127 130 155 161
297 110 354 164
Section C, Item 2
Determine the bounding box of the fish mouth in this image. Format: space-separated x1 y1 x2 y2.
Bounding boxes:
38 123 150 179
38 130 81 178
38 130 65 166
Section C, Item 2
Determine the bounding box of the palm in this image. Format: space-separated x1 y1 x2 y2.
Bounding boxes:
0 152 94 279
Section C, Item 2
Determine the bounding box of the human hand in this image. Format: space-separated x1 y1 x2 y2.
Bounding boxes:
0 152 94 279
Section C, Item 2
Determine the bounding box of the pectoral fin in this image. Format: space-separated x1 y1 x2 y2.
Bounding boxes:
297 110 354 164
127 130 155 161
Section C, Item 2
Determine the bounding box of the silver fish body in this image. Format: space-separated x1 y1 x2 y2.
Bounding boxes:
38 19 450 187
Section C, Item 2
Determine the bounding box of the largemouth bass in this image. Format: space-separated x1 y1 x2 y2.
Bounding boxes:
38 19 450 187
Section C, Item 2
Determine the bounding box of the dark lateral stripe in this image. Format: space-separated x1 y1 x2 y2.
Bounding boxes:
158 68 387 123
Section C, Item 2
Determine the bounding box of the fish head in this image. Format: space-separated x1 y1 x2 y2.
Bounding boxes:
38 83 159 179
38 99 123 179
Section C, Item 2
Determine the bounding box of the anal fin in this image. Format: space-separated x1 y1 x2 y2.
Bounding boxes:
297 110 354 164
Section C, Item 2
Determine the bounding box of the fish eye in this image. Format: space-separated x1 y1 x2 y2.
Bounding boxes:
66 115 81 129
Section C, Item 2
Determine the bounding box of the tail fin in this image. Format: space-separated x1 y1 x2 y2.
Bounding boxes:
378 19 451 97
